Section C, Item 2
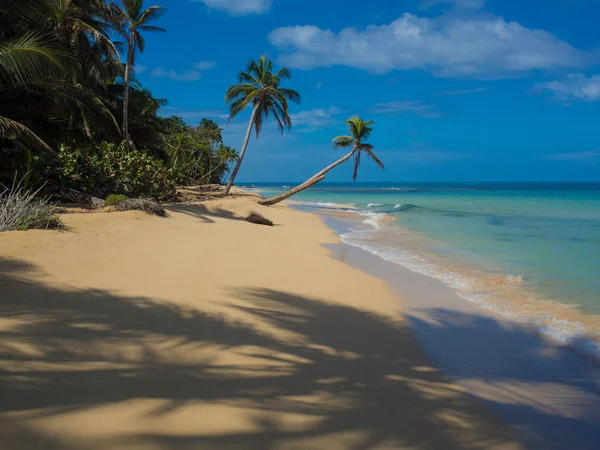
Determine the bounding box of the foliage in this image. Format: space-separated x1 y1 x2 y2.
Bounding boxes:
163 118 238 185
0 181 64 231
0 0 239 205
246 211 273 227
105 193 129 205
114 198 167 217
223 55 300 194
59 142 176 200
333 117 384 181
110 0 167 148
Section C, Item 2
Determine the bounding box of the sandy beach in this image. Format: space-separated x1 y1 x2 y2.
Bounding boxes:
0 193 523 450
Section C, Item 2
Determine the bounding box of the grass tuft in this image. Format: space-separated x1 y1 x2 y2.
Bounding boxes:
0 181 64 231
246 211 273 226
105 194 129 206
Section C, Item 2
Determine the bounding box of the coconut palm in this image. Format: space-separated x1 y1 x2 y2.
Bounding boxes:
110 0 166 149
259 117 383 206
0 0 69 150
223 55 300 195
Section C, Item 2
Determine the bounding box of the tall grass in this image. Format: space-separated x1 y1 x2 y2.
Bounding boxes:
0 180 64 231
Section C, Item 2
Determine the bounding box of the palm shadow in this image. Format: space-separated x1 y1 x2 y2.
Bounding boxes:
1 258 598 449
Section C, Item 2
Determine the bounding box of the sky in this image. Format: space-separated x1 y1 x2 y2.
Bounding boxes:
135 0 600 182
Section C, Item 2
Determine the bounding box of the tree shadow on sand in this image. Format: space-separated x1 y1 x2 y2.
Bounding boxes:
1 258 598 449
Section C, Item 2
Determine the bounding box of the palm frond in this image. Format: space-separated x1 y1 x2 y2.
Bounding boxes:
363 146 384 170
139 25 166 33
0 116 51 151
0 32 69 86
332 135 355 149
138 5 167 25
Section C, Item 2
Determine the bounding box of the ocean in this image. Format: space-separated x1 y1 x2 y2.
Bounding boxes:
244 182 600 357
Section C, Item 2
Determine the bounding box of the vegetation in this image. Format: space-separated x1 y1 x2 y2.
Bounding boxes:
224 55 301 195
246 211 273 226
105 194 129 206
0 182 64 231
259 118 383 206
0 0 239 222
114 197 166 216
110 0 166 150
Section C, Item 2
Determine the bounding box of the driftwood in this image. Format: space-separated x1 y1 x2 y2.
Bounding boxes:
41 185 105 209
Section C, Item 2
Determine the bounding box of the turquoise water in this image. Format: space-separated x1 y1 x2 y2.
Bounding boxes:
246 182 600 353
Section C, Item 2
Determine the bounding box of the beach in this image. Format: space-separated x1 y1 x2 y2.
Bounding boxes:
0 193 525 450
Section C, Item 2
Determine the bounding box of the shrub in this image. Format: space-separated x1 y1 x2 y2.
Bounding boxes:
105 194 129 206
114 198 167 217
59 142 176 200
0 182 64 231
246 211 273 227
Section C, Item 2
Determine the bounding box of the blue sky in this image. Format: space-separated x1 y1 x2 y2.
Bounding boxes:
135 0 600 182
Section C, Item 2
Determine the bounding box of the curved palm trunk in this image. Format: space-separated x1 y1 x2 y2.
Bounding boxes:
122 34 134 150
223 105 258 195
258 149 355 206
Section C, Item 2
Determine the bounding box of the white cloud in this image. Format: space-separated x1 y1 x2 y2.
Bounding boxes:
268 13 589 78
368 101 443 118
194 61 218 70
435 87 488 96
316 81 323 89
151 67 202 81
193 0 273 15
534 74 600 103
136 65 147 74
291 106 344 129
420 0 484 10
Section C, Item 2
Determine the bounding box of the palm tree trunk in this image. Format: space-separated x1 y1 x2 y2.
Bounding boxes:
122 34 134 150
258 150 355 206
223 105 258 195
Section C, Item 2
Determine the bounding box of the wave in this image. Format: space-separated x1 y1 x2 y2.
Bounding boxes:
339 211 600 359
291 200 358 211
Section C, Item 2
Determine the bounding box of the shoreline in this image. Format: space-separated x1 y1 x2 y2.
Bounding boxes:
286 198 600 360
308 210 600 449
0 196 524 450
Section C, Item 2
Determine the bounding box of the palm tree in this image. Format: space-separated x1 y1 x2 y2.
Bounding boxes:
110 0 166 149
259 118 383 206
0 1 69 150
223 55 301 195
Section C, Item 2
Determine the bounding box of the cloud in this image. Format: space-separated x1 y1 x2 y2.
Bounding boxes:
316 82 323 89
193 0 273 15
291 106 345 129
151 67 202 81
435 87 488 96
420 0 484 10
368 101 443 118
533 74 600 103
194 61 218 70
268 13 589 78
136 65 147 74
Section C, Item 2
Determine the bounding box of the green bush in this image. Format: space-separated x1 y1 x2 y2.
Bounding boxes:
105 194 129 206
59 142 176 200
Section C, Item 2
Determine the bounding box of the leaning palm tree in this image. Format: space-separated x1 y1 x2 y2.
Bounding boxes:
259 118 383 206
110 0 166 149
223 55 301 195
